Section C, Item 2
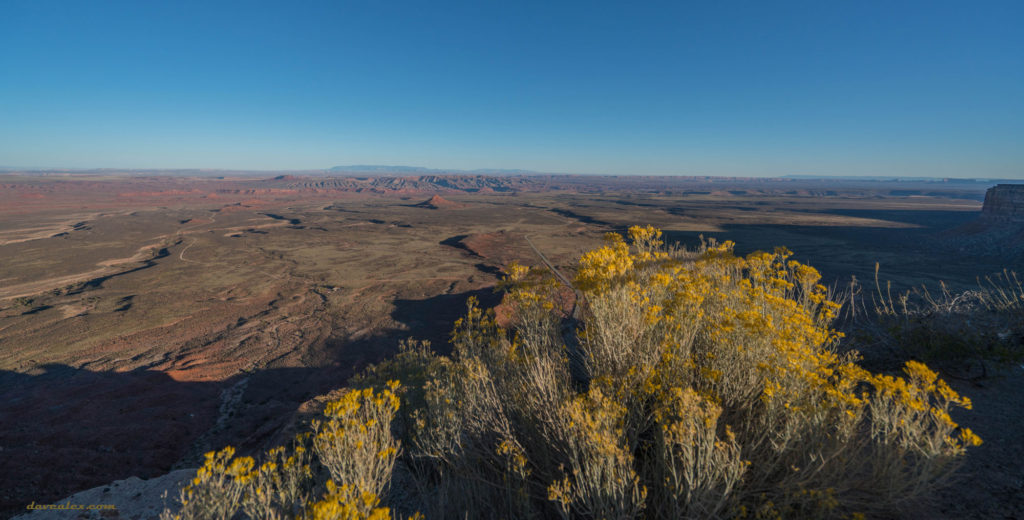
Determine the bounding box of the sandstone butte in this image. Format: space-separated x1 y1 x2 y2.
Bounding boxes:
981 184 1024 221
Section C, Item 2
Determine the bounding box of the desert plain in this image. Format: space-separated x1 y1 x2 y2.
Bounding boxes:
0 172 1020 518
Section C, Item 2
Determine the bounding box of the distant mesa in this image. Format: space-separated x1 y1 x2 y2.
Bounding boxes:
329 165 438 174
327 164 543 176
981 184 1024 221
414 195 464 210
946 184 1024 261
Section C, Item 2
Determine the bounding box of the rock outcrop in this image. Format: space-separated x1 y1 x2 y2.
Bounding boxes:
981 184 1024 221
946 184 1024 261
414 195 464 209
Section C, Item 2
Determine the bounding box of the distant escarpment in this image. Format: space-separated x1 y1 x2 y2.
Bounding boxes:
947 184 1024 261
981 184 1024 221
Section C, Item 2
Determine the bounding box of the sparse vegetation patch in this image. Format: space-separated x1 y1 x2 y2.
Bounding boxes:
842 267 1024 378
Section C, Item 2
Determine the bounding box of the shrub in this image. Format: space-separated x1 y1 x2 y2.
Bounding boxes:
395 226 979 518
161 384 402 520
166 225 980 519
312 382 401 500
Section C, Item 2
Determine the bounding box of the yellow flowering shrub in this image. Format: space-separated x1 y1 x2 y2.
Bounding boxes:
239 437 315 519
397 226 978 518
548 387 647 520
312 381 401 499
161 446 254 520
165 225 979 519
647 387 746 518
303 481 391 520
162 385 408 520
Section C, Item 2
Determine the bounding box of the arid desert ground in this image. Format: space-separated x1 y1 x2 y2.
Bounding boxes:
1 173 1020 517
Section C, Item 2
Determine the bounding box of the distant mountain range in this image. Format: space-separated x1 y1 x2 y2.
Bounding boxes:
327 165 544 175
781 175 1019 183
2 166 1019 183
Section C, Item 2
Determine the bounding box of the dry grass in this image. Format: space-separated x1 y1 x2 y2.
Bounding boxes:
838 266 1024 378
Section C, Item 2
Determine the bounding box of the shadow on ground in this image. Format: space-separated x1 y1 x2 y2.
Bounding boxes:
0 364 219 516
391 287 502 355
663 209 1009 292
0 363 387 517
0 286 497 517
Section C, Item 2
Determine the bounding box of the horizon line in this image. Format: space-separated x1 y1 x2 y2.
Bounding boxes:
0 166 1020 182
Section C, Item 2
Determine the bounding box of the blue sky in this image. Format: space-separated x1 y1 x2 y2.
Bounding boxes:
1 1 1022 177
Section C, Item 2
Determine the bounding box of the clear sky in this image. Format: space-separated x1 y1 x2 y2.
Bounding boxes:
1 0 1022 177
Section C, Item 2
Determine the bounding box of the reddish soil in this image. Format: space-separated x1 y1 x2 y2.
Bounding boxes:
0 175 533 516
458 231 535 265
414 195 465 209
0 172 1008 517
